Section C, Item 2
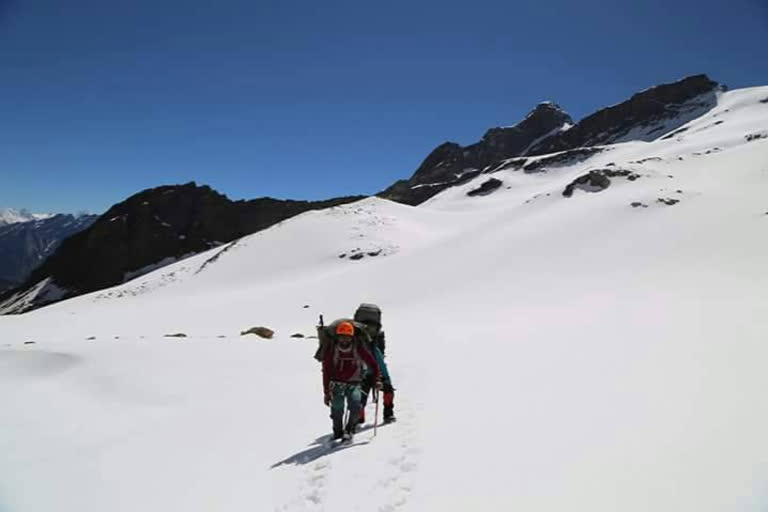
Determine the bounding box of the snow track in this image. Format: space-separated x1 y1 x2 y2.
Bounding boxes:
273 396 421 512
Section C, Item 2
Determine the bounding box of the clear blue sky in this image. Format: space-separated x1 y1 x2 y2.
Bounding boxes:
1 0 766 214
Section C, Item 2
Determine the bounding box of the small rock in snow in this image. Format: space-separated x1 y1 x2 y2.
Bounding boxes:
241 326 274 339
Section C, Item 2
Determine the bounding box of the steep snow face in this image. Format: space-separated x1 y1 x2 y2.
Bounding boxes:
1 86 768 512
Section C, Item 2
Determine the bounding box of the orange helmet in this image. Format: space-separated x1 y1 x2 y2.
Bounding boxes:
336 321 355 337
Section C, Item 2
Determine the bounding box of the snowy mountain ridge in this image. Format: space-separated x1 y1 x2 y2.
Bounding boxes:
1 83 767 512
0 208 53 226
0 74 727 313
381 74 720 205
0 213 98 293
0 185 363 313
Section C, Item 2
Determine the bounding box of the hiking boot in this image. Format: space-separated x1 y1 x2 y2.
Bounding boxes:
331 429 344 441
383 404 394 421
342 432 352 442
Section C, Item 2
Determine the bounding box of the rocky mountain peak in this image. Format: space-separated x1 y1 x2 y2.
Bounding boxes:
527 74 719 154
381 74 719 206
482 102 572 147
381 102 574 205
523 101 572 126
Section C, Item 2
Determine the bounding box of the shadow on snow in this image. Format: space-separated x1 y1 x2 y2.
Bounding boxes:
270 422 389 468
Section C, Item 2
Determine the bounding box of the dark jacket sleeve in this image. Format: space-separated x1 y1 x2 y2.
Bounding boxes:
358 344 380 381
376 331 386 356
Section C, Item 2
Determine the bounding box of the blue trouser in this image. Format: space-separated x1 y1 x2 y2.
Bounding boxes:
329 381 362 435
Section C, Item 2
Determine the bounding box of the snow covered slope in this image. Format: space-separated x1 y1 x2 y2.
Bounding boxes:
1 86 768 512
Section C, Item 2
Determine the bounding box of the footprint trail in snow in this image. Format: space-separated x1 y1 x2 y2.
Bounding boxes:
274 397 420 512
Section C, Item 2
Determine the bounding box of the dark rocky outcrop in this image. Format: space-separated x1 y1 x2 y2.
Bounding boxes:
522 147 606 173
562 168 641 198
0 214 97 289
467 178 503 197
529 75 719 154
382 75 718 206
241 326 275 339
563 171 612 197
380 103 572 205
1 183 362 313
0 277 17 293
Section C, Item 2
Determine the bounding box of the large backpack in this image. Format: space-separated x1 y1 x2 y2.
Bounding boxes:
354 303 381 326
354 303 386 356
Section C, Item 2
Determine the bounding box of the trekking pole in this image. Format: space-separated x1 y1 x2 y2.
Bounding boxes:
344 407 349 436
373 388 380 438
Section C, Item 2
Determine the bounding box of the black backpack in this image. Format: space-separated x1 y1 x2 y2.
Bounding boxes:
354 303 381 326
354 304 386 356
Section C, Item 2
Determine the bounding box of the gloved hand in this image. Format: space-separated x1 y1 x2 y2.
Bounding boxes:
375 379 383 391
324 393 330 406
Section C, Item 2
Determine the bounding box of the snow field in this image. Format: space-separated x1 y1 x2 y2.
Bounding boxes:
1 85 768 511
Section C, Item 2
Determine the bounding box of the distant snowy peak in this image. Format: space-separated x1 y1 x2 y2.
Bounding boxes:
0 208 53 226
0 213 98 285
